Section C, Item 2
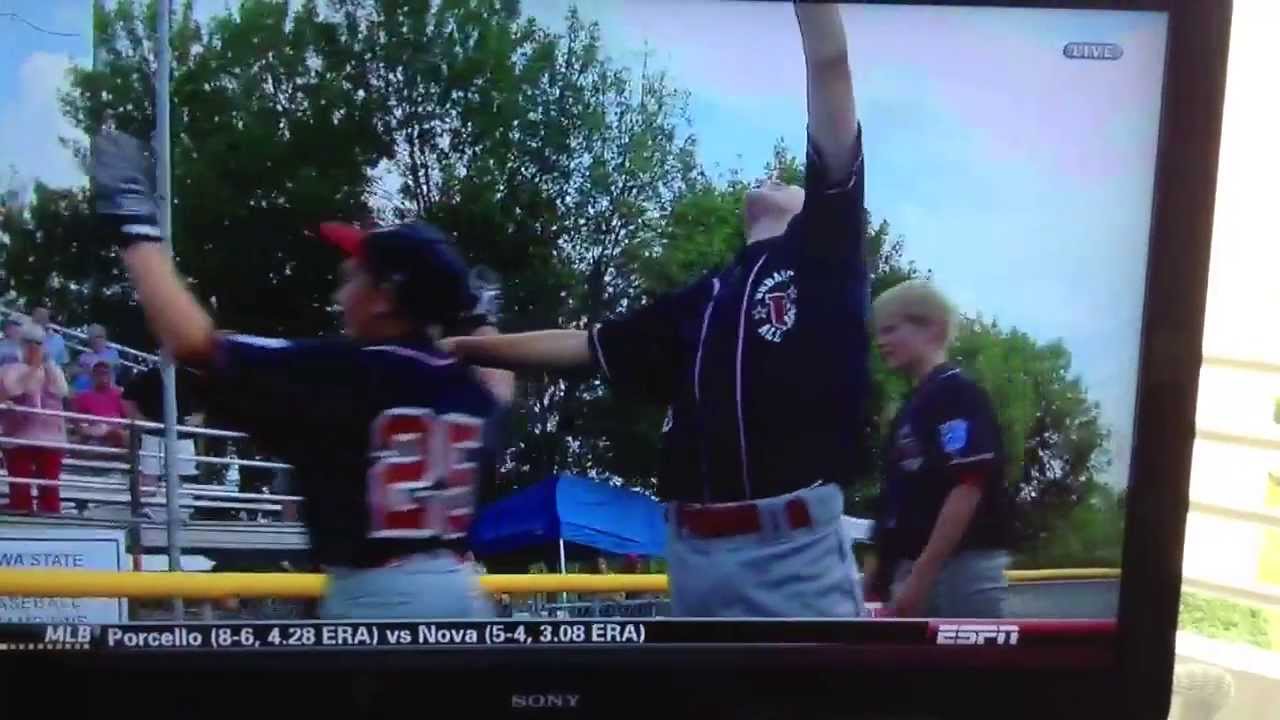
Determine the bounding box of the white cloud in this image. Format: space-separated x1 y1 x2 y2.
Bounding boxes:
0 51 87 191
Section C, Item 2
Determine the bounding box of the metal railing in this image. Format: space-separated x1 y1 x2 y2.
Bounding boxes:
1 398 305 619
541 599 673 618
0 402 298 529
0 306 159 372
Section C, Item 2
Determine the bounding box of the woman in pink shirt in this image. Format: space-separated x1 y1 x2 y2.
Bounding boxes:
74 360 128 448
1 324 69 514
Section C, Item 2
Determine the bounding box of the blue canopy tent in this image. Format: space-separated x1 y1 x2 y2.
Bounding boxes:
470 475 667 571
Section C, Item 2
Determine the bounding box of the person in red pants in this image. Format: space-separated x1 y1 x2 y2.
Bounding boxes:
1 323 69 514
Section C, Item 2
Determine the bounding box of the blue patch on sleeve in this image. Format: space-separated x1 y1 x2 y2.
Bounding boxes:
938 419 969 454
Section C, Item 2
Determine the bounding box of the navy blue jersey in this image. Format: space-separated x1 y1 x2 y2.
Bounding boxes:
199 334 498 567
475 402 511 508
874 364 1013 565
121 365 205 422
589 126 869 503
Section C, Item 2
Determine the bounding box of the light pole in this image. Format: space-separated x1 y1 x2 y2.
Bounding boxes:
153 0 184 621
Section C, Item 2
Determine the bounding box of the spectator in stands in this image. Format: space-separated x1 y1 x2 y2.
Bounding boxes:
626 554 644 573
1 323 69 514
0 317 21 484
0 316 23 366
597 556 626 604
622 554 655 603
121 364 202 497
120 364 204 426
71 324 122 394
271 467 300 522
73 360 128 448
29 306 70 368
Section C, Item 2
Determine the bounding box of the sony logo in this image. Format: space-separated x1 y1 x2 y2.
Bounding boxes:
935 624 1020 646
1062 42 1124 61
511 694 582 710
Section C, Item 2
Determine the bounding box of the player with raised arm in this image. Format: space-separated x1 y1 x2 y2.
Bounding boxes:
447 2 868 618
91 131 501 619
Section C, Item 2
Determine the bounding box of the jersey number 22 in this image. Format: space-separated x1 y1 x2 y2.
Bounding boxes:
366 407 484 540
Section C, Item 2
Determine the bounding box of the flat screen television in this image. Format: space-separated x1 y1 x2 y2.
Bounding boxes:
0 0 1232 717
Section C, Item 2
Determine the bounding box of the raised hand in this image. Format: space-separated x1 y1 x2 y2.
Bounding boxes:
794 1 858 183
468 265 504 328
90 129 163 248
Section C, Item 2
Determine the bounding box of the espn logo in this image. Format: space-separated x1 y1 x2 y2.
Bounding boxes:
934 624 1020 646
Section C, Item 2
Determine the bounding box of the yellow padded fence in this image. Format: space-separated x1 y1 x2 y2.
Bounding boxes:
0 568 1119 600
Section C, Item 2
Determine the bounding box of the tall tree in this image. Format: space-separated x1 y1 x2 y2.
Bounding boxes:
1013 479 1125 569
334 1 702 485
504 9 701 484
57 0 388 340
45 0 702 494
0 183 150 343
949 318 1112 547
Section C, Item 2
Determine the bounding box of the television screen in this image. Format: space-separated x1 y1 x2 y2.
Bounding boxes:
0 0 1229 714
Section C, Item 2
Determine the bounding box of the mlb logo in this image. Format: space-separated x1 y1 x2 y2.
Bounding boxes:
938 419 968 454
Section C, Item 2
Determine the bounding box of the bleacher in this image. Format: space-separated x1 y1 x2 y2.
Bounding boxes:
0 305 307 554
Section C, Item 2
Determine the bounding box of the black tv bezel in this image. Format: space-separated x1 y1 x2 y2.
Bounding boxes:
9 0 1233 717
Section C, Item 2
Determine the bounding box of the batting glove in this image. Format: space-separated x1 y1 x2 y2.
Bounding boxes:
467 265 504 328
90 129 163 249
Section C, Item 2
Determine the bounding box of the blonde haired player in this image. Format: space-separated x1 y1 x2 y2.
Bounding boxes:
867 279 1014 618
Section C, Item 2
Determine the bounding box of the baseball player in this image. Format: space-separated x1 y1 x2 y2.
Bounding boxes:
91 130 501 619
866 279 1014 618
447 2 867 618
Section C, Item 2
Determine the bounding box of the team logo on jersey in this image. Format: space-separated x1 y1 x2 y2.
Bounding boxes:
939 419 969 455
895 424 923 473
751 269 797 342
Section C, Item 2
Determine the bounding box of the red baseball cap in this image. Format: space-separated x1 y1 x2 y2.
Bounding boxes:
314 220 476 325
316 221 369 257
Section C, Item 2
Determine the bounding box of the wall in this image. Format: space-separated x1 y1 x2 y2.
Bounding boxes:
1175 1 1280 718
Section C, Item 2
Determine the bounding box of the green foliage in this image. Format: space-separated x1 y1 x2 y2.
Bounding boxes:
1178 590 1273 650
0 182 155 347
636 176 747 296
949 318 1111 549
9 0 705 494
43 0 386 342
1011 481 1124 569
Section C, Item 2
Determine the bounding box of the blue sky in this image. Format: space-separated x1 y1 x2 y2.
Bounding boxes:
573 1 1170 491
0 1 92 193
0 1 1169 489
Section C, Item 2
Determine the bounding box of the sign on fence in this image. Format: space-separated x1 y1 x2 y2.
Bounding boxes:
0 526 129 623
